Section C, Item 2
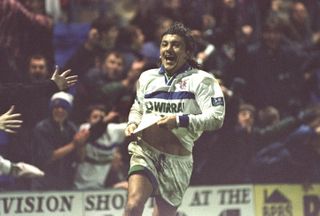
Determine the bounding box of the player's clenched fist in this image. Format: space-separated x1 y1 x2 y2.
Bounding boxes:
125 123 137 137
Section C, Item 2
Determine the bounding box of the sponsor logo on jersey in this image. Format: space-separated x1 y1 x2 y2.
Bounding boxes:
145 101 185 113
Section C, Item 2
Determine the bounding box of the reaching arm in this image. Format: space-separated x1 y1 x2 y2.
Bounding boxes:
0 66 77 107
50 129 89 162
2 0 52 28
0 106 22 133
50 66 78 91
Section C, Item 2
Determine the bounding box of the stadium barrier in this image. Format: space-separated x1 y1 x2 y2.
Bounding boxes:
0 184 319 216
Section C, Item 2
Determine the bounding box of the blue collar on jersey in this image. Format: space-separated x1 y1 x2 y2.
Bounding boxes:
159 64 191 85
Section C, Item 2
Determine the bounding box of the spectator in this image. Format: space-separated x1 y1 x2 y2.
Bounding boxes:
62 14 119 80
141 16 173 67
27 54 50 82
83 51 125 90
302 55 320 104
288 1 320 50
253 111 320 183
0 65 77 189
79 57 144 125
61 24 102 81
0 0 54 78
238 19 311 116
97 59 145 116
31 92 89 190
285 116 320 183
114 24 145 72
8 55 52 157
93 14 119 53
73 105 127 190
7 55 55 189
201 103 320 184
0 106 44 190
73 50 125 123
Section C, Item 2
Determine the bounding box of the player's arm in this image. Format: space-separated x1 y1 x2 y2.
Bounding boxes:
125 80 143 137
177 76 225 132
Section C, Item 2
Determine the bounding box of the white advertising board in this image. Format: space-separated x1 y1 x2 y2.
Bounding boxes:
0 185 255 216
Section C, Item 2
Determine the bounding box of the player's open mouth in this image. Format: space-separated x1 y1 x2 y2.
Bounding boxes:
164 54 176 63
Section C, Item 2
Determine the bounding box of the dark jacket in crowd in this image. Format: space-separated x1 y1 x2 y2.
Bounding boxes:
31 118 78 190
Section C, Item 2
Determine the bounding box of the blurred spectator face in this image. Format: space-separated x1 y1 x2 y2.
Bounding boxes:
87 28 100 48
88 109 105 125
127 60 145 83
223 0 236 8
238 110 253 127
100 26 119 49
238 108 255 130
160 34 189 74
241 25 253 38
291 2 308 24
23 0 45 14
163 0 182 10
202 14 216 30
271 0 292 12
29 56 48 81
271 0 283 11
258 106 280 127
262 26 282 50
103 53 124 80
132 28 145 50
52 106 68 124
155 18 173 42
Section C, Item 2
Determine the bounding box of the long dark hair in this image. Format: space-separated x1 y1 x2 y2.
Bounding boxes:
160 22 201 69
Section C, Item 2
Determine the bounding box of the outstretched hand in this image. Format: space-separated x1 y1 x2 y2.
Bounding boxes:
51 65 78 90
10 162 45 178
0 106 23 134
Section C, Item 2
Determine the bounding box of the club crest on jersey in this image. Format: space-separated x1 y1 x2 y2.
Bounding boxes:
211 97 224 106
177 80 187 90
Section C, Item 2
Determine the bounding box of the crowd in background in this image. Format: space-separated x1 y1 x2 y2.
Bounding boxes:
1 0 320 191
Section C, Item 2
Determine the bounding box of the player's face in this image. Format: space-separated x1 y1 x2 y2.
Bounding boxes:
160 34 189 75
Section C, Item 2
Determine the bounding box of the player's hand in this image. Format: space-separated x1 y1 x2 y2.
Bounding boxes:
0 106 23 134
125 123 137 137
157 115 177 129
51 65 78 90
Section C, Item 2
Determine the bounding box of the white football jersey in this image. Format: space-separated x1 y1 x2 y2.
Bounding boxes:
128 66 225 152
